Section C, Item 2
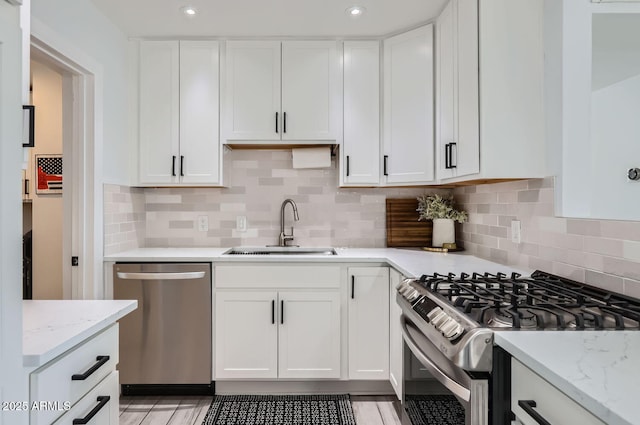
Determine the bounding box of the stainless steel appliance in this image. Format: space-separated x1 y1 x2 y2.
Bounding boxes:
114 263 212 395
396 270 640 425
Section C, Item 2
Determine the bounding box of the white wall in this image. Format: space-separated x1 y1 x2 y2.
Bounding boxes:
0 2 28 423
31 0 130 185
30 60 63 300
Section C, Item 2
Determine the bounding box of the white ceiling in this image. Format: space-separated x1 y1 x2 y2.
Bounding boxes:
89 0 447 38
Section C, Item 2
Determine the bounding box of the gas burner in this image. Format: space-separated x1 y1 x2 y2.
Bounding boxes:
484 308 538 329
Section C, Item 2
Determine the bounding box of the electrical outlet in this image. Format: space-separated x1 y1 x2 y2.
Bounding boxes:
197 215 209 232
511 220 521 244
236 216 247 232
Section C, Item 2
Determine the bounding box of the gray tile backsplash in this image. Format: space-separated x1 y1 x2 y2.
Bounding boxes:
104 184 145 255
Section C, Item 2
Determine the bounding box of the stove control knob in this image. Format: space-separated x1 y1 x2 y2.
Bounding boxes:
426 307 444 323
406 289 420 302
430 310 450 328
440 320 463 339
438 317 456 334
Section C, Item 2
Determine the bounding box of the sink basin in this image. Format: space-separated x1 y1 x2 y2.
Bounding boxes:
224 247 337 256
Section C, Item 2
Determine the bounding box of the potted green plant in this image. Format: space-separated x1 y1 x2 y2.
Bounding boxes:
417 193 468 248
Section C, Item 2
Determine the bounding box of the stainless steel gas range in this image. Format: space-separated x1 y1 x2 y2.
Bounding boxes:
396 270 640 425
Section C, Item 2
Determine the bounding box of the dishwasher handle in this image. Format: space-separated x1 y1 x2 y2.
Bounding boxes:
116 271 205 281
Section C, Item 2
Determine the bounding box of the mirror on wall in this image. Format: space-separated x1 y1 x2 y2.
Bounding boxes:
552 1 640 222
589 13 640 220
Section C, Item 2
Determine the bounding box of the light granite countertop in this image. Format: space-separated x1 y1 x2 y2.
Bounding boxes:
495 331 640 425
23 300 137 368
104 247 529 279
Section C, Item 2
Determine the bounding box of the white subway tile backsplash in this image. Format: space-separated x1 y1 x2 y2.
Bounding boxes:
454 178 640 294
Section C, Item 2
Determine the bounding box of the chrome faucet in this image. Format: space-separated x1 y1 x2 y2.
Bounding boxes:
279 199 299 247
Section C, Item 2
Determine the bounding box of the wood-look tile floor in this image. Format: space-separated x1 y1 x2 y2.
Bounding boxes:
120 395 402 425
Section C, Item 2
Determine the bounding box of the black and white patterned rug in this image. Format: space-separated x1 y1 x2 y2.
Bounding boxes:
202 394 357 425
404 395 465 425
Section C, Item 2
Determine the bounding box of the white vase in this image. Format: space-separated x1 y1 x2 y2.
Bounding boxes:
432 218 455 247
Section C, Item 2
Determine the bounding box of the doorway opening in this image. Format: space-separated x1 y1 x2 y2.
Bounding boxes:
28 32 103 300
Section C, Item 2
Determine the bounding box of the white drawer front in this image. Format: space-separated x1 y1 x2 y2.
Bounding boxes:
511 358 605 425
30 324 118 425
215 265 341 288
52 371 119 425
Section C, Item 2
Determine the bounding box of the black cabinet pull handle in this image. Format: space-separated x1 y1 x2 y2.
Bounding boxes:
72 396 111 424
283 112 287 134
171 156 176 177
518 400 552 425
351 276 355 299
280 300 284 324
346 156 350 177
383 155 389 176
445 143 450 169
449 142 457 169
25 179 29 195
71 355 110 381
180 155 184 177
275 112 279 133
271 300 275 324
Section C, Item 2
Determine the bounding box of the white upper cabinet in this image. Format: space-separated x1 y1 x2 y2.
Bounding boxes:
139 41 180 185
223 41 281 141
436 0 480 180
341 41 380 186
180 41 221 184
138 40 221 186
383 25 435 185
435 0 545 183
223 40 341 144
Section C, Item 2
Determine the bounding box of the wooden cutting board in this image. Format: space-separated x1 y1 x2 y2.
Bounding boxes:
386 198 432 247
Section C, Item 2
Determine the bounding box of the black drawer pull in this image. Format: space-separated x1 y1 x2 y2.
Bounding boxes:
275 112 279 133
171 155 176 176
283 112 287 133
518 400 552 425
383 155 388 176
280 300 284 324
72 396 110 424
346 155 350 177
180 155 185 177
71 356 110 381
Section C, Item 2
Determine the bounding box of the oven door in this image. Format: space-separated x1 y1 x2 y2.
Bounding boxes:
400 314 489 425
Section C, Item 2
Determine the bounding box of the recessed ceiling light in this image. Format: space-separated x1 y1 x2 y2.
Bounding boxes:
181 5 198 17
346 6 366 18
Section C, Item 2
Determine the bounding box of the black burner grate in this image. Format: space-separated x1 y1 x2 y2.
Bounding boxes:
417 270 640 330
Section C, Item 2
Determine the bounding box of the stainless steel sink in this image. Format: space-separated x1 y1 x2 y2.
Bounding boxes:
224 247 337 256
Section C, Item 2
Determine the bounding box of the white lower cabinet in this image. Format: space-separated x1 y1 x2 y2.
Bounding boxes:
511 358 605 425
215 291 279 379
348 267 390 380
215 290 340 380
278 291 341 379
214 264 342 380
30 324 120 425
388 269 404 400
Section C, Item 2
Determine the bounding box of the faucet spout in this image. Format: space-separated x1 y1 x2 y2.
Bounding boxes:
279 199 299 247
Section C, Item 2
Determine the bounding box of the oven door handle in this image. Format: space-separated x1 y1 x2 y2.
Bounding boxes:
401 316 471 402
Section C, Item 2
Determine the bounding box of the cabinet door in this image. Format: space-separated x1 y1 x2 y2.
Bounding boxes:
389 269 403 400
281 41 341 141
139 41 180 184
342 41 380 186
215 291 278 379
348 267 389 380
278 291 341 379
455 0 480 178
383 25 435 184
223 41 281 141
436 0 457 180
179 41 221 184
436 0 480 181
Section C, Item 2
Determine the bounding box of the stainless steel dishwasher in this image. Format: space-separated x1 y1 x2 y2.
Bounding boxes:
113 262 212 395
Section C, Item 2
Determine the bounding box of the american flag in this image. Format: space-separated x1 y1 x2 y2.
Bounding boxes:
37 156 63 192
